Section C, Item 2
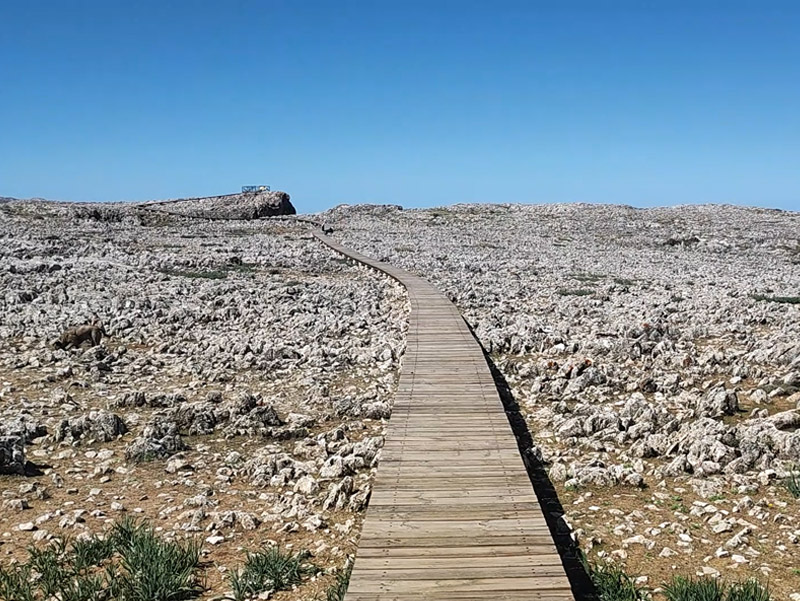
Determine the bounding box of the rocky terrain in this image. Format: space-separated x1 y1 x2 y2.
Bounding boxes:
323 202 800 600
2 197 799 600
0 199 407 599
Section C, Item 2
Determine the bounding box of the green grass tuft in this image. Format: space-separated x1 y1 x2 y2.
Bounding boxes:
588 561 649 601
0 564 35 601
726 580 772 601
115 520 202 601
750 294 800 305
324 560 353 601
70 536 116 571
0 518 203 601
663 575 771 601
557 288 594 297
664 576 725 601
228 546 318 601
784 468 800 499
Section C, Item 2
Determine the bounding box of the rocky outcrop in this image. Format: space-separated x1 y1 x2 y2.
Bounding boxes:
147 190 296 220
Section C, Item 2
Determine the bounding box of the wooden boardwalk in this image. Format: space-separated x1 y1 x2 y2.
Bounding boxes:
314 232 574 601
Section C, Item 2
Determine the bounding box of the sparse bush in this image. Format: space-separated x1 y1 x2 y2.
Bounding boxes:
662 575 771 601
115 519 202 601
0 518 203 601
228 546 317 601
0 563 34 601
784 468 800 499
664 576 724 601
557 288 594 297
324 560 353 601
726 579 772 601
750 294 800 305
588 560 649 601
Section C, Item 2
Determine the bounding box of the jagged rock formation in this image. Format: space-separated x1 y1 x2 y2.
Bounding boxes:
147 190 295 219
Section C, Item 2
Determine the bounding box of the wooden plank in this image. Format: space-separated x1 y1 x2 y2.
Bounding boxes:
347 594 574 601
355 555 564 570
350 565 570 580
355 544 563 558
346 577 571 593
356 535 563 548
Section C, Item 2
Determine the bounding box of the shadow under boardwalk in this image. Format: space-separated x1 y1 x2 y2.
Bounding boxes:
314 231 587 601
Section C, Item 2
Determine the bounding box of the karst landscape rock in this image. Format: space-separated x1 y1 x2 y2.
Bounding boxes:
0 195 798 600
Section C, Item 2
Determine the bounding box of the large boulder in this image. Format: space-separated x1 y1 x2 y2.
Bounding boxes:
53 410 128 444
148 190 296 220
125 421 186 462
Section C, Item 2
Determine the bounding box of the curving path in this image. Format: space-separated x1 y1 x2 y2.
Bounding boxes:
314 232 575 601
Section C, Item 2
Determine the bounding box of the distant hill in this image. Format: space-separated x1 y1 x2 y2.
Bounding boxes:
0 191 296 220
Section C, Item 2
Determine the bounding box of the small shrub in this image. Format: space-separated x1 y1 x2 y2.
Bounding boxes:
663 575 724 601
726 579 771 601
557 288 594 297
324 560 353 601
70 536 116 571
751 294 800 305
0 564 35 601
228 547 317 601
116 521 202 601
589 561 648 601
784 469 800 499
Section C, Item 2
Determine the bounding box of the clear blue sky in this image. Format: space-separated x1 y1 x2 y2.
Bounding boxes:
1 1 798 212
